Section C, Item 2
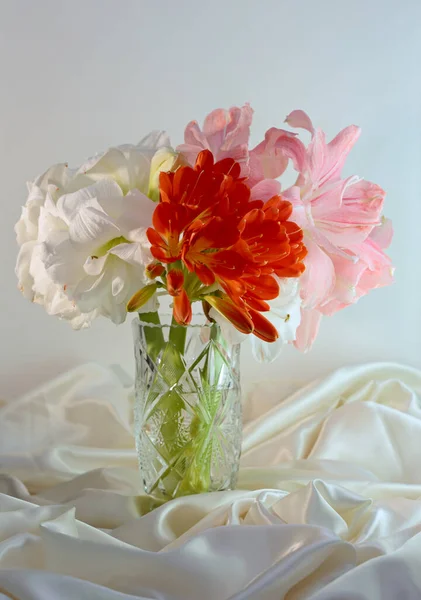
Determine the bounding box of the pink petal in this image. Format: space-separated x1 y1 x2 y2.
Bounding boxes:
319 238 394 316
286 111 361 187
320 254 368 311
310 227 359 262
310 178 353 217
300 238 336 309
348 238 393 271
306 129 327 186
316 180 384 246
302 125 361 188
343 179 385 206
249 128 307 187
177 105 253 173
250 179 281 202
316 217 376 248
318 298 346 315
287 186 307 230
285 109 315 134
282 185 302 207
321 125 361 185
294 309 322 352
369 217 394 249
177 121 210 166
358 261 394 294
204 105 253 152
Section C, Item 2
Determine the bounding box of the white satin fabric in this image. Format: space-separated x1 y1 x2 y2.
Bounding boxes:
1 362 421 599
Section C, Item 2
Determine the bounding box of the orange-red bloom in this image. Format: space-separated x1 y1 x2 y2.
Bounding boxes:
146 150 307 340
146 261 165 279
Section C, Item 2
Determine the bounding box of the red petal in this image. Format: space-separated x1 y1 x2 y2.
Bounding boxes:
204 295 253 335
244 297 270 311
221 278 247 299
173 289 192 326
173 165 197 203
248 309 279 342
214 157 241 178
277 199 293 221
147 227 166 248
193 217 240 250
195 149 214 171
239 208 264 234
194 263 215 286
274 264 306 277
159 171 173 203
152 202 172 234
167 269 184 296
150 246 175 263
263 197 293 221
207 249 247 280
146 262 165 279
285 220 304 243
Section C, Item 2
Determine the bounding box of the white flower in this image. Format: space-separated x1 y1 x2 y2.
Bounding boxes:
211 278 302 362
39 179 156 324
15 131 171 328
15 162 96 327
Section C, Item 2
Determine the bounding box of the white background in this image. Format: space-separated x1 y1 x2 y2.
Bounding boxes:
1 0 420 398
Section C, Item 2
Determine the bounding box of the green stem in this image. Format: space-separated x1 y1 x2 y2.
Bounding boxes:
169 317 187 356
138 311 165 363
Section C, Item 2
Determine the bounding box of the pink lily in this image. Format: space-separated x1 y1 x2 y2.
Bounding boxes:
177 105 253 176
283 110 393 351
178 105 307 185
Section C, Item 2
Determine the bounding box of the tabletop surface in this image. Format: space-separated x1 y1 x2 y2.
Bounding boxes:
0 361 421 599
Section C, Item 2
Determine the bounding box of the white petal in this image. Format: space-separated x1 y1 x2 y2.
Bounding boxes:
97 188 155 241
112 275 125 298
78 146 153 194
77 148 130 178
37 206 67 243
32 162 72 193
252 279 302 363
83 254 108 276
252 336 286 363
40 239 86 286
111 261 129 304
72 270 111 312
109 242 151 269
69 206 120 249
15 241 36 300
57 179 122 224
69 311 96 330
138 130 171 150
100 292 127 325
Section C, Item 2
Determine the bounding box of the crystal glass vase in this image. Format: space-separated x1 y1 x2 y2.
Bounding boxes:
132 314 242 499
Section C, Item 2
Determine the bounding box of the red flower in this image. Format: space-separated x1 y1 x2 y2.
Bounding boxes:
146 150 307 339
166 270 192 326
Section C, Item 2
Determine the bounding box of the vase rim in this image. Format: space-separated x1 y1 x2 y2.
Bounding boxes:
133 313 215 329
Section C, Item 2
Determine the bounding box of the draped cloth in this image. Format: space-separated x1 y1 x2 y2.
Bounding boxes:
1 362 421 599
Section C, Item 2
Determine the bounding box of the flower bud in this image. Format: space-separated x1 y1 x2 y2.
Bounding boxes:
127 283 157 312
146 262 165 279
148 148 187 202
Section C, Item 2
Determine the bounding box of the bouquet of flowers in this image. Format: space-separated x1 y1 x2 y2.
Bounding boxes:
15 105 394 498
15 105 393 357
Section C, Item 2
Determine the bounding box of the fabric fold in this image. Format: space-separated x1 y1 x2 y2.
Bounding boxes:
1 361 421 598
